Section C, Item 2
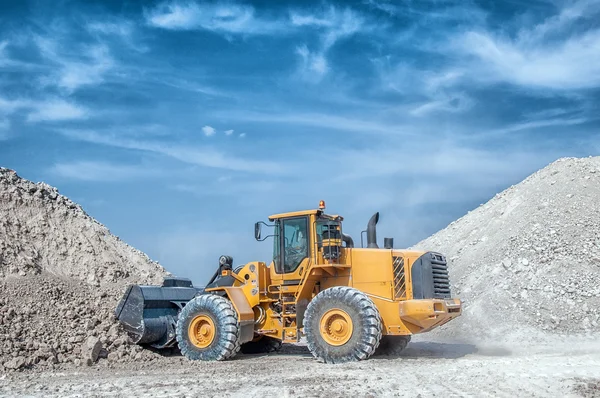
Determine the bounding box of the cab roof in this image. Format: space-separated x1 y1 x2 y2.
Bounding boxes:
268 209 342 221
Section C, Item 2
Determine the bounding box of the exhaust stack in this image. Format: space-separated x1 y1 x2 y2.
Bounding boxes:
384 237 394 249
367 212 379 248
342 233 355 248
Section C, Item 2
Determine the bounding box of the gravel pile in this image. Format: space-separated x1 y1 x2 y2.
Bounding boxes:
414 157 600 340
0 168 170 372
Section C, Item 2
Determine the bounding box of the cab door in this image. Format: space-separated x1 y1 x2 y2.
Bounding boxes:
270 216 312 285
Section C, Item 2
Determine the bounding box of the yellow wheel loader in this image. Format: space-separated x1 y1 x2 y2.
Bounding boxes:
115 202 462 363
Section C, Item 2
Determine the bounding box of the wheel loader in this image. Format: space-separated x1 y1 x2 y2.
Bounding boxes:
115 202 462 363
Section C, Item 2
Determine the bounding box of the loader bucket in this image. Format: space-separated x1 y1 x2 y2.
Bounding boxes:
114 278 199 349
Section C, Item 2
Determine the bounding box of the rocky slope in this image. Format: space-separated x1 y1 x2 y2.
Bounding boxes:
0 168 169 372
413 157 600 340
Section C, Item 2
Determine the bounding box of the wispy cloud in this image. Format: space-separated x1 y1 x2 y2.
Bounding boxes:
26 100 89 122
521 0 600 44
51 160 163 181
0 97 28 114
224 129 234 136
365 0 487 24
440 0 600 90
490 116 590 136
295 45 328 79
409 92 473 117
224 110 418 137
59 129 284 174
34 36 115 92
145 1 285 34
455 29 600 90
0 96 89 123
87 19 148 52
373 59 474 117
291 6 366 80
202 125 216 137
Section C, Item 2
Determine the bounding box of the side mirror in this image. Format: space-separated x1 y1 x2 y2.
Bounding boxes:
254 222 262 241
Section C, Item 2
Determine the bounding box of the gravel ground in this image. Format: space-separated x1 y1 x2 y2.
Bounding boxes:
2 158 600 397
1 337 599 397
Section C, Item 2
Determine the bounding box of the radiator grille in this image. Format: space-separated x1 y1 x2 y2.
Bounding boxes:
392 256 406 299
431 253 451 299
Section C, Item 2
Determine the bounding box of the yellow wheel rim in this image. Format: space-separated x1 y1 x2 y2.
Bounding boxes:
319 309 353 346
188 315 215 349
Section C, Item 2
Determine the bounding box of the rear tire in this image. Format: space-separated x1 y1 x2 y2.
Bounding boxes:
176 294 240 361
375 335 411 356
304 286 382 364
240 336 282 354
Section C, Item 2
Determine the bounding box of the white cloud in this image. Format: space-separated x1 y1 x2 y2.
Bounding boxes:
295 45 329 79
1 96 89 123
27 100 88 122
34 36 114 92
87 20 148 52
455 29 600 90
489 117 589 136
59 129 283 174
292 6 365 81
290 7 364 50
410 93 473 117
224 129 234 136
51 161 162 181
0 97 28 114
364 0 398 16
520 0 600 44
146 2 284 34
373 60 474 116
202 125 216 137
225 109 414 136
239 133 246 138
444 0 600 90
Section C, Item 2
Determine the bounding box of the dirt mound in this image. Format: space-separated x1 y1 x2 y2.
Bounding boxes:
0 168 165 285
413 157 600 340
0 168 170 372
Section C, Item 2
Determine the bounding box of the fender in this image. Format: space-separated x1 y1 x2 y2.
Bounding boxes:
205 286 255 344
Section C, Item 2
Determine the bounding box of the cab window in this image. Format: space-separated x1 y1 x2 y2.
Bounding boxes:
281 217 308 273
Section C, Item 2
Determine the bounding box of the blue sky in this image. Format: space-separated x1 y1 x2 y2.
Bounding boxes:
1 0 599 285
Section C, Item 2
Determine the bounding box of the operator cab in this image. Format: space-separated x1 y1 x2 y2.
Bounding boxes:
254 201 348 283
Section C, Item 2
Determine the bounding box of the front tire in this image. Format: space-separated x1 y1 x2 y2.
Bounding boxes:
304 286 382 364
176 294 240 361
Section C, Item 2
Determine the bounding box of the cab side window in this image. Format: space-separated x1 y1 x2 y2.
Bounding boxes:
282 217 308 273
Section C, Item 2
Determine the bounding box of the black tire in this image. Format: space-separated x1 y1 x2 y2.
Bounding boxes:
240 336 282 354
176 294 240 361
375 335 411 356
304 286 382 364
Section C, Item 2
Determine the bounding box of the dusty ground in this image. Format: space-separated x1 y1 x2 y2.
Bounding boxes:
2 161 600 397
2 336 599 397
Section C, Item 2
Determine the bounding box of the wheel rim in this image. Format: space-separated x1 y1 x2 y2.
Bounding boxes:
188 315 216 349
319 309 353 346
